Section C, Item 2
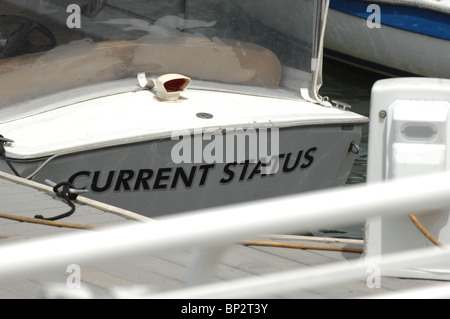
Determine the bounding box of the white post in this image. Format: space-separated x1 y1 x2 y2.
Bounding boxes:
365 77 450 280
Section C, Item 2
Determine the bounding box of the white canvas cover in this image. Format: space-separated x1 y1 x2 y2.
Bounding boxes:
0 0 328 106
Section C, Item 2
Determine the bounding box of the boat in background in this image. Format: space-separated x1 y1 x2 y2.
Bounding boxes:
325 0 450 77
0 0 368 219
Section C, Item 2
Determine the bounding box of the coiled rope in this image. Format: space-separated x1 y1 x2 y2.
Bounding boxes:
34 182 79 221
0 135 20 177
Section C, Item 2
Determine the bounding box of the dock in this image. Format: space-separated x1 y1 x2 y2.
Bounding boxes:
0 171 448 299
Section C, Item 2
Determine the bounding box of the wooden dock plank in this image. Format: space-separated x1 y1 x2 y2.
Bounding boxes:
90 258 187 293
0 172 447 299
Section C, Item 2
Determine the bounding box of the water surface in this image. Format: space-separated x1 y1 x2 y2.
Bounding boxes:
313 58 387 238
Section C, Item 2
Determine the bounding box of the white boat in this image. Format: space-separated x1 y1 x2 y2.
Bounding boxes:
325 0 450 77
0 0 368 218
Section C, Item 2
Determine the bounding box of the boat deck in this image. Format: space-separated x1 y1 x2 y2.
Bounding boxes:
0 172 445 299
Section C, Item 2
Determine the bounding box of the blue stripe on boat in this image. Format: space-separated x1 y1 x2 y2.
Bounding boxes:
329 0 450 41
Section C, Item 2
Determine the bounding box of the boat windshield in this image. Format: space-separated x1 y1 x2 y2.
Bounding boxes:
0 0 325 107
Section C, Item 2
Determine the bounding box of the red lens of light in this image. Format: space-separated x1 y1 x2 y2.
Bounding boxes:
164 79 187 92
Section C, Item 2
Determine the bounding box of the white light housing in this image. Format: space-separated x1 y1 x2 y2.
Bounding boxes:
138 73 191 102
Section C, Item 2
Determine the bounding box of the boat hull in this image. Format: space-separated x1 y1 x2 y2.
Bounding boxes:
1 124 362 218
325 0 450 77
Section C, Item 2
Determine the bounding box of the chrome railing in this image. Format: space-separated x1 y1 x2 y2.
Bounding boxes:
1 172 450 298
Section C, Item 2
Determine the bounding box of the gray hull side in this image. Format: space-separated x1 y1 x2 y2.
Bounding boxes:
2 125 362 218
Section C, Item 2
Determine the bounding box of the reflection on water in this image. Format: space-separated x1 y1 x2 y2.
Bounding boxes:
320 58 385 185
312 58 386 239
